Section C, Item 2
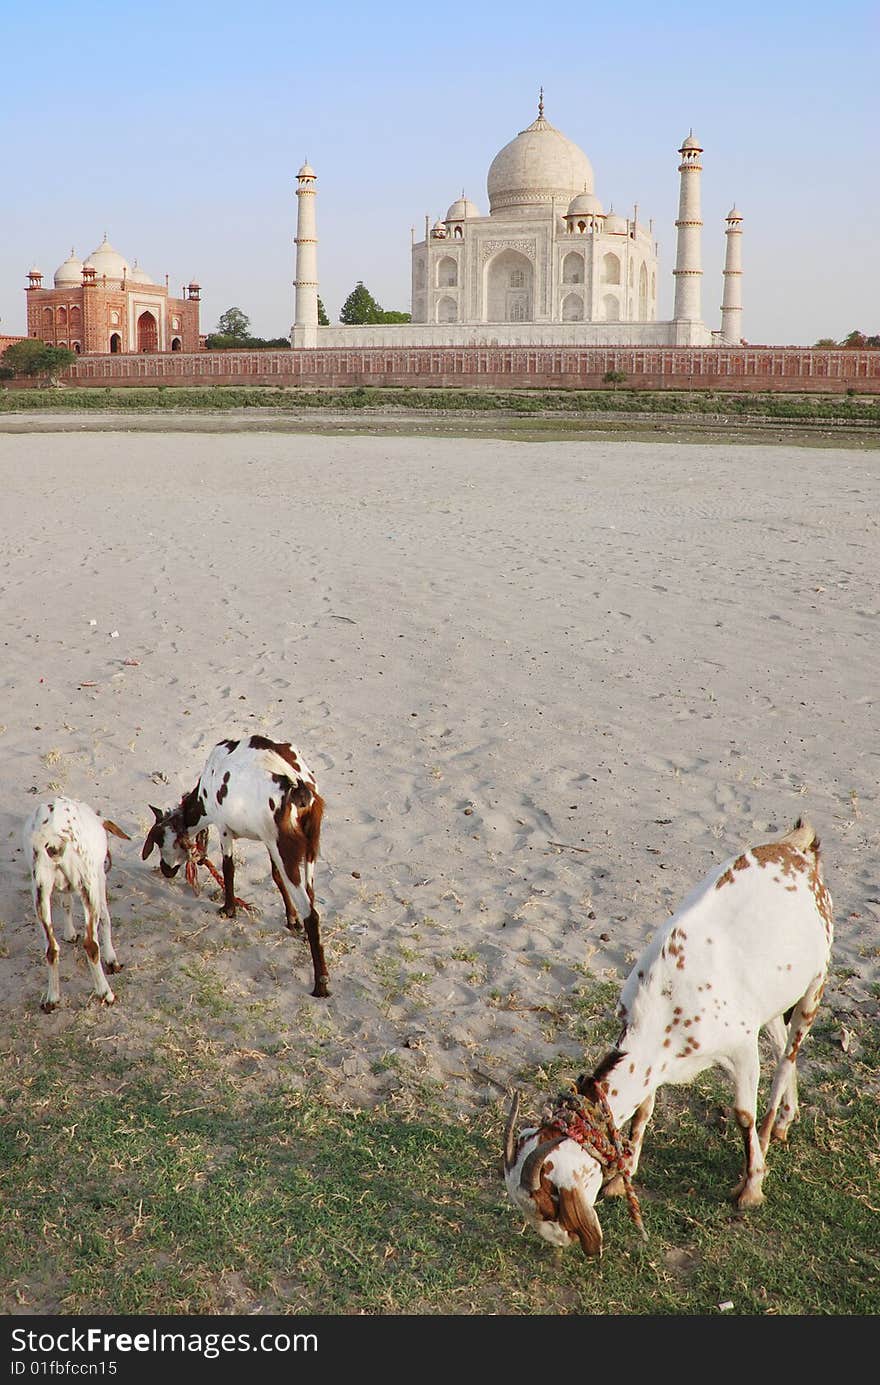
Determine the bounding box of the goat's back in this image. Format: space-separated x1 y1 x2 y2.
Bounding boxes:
621 827 832 1044
24 798 109 893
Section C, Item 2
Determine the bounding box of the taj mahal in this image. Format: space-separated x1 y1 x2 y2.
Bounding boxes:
292 97 743 351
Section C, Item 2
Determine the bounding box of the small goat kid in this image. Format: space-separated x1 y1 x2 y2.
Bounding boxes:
25 798 131 1012
142 735 328 997
504 819 833 1256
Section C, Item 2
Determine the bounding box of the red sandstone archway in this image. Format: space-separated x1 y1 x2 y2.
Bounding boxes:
109 334 121 353
137 311 158 353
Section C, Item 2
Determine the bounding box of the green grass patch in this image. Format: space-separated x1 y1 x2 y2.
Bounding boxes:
1 1010 877 1315
2 383 880 426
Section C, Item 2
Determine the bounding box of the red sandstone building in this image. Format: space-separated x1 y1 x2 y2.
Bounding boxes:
25 236 201 355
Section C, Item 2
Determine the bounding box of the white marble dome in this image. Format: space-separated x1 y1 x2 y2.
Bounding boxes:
84 236 131 284
566 191 603 217
445 195 480 222
54 250 83 286
488 109 594 217
128 260 154 284
604 212 628 235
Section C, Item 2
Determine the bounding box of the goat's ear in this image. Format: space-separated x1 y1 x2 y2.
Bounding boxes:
557 1186 603 1258
149 805 164 821
103 820 131 841
142 828 158 861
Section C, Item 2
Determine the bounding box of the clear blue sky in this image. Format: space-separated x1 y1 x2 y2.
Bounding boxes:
1 0 877 345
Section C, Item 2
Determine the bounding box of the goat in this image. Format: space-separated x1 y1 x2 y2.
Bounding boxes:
24 798 131 1012
141 734 328 997
503 818 833 1256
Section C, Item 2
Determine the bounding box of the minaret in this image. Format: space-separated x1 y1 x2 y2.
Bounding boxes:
673 131 703 325
292 160 318 348
720 207 743 345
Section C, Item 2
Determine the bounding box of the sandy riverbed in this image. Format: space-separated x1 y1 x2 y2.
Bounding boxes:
0 432 876 1107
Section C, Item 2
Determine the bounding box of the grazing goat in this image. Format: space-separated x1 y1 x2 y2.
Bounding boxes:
24 798 131 1012
504 818 833 1256
142 735 328 997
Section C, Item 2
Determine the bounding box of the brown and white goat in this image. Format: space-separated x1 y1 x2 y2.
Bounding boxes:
504 819 833 1255
24 798 131 1012
142 735 328 997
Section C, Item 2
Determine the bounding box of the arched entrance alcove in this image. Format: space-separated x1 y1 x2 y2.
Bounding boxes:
485 249 533 322
137 311 158 353
436 256 458 288
109 333 121 353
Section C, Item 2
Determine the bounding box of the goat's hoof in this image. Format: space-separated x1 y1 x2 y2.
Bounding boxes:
106 961 123 975
732 1179 764 1208
286 919 304 934
100 993 117 1007
40 1000 58 1014
312 979 330 999
735 1189 764 1210
218 906 236 919
770 1123 790 1144
64 933 79 945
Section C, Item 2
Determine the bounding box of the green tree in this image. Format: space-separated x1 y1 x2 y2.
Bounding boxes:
379 310 411 323
812 338 839 349
215 307 251 340
2 340 76 384
339 281 385 324
317 296 329 326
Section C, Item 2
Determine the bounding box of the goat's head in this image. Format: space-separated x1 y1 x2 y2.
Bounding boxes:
503 1091 605 1256
141 804 188 878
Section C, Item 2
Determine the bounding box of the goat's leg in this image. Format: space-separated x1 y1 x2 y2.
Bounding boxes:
60 891 78 943
270 842 329 999
304 855 317 913
729 1041 765 1207
34 878 61 1012
218 831 238 918
603 1091 655 1197
759 974 825 1154
80 887 116 1005
98 883 122 975
270 859 302 932
759 1013 796 1148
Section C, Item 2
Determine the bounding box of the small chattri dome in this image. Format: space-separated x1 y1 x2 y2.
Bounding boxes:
54 250 83 286
680 131 702 151
604 211 628 234
445 195 480 222
566 190 603 217
298 161 316 178
84 236 131 284
726 206 743 222
128 260 154 284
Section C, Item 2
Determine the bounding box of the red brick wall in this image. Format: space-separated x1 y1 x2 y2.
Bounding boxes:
58 345 880 393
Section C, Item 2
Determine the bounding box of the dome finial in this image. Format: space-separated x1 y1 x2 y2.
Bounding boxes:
538 86 544 119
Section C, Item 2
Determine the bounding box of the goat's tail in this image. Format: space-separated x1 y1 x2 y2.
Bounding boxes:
780 816 820 857
285 782 324 860
300 791 324 862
